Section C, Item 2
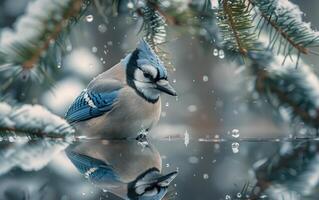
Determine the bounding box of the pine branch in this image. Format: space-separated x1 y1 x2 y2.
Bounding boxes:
249 0 319 56
0 102 74 174
248 49 319 130
0 0 88 92
137 1 169 67
217 0 258 54
0 102 74 139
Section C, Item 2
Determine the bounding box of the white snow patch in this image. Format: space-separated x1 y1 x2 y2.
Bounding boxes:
41 78 85 115
0 102 74 174
63 48 103 80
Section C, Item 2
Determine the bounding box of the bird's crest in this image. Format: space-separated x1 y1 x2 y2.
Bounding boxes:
136 39 168 79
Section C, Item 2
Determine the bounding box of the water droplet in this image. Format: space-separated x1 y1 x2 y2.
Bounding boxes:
66 44 72 52
162 0 171 7
8 136 15 142
166 163 170 167
203 173 209 179
213 48 218 56
92 46 98 53
184 130 190 147
102 189 108 193
165 102 169 107
299 128 307 135
98 24 107 33
86 15 93 22
231 129 240 138
187 105 197 112
188 156 199 164
173 79 177 83
219 49 225 59
232 142 240 153
203 75 209 82
127 2 134 9
225 195 231 200
237 193 242 198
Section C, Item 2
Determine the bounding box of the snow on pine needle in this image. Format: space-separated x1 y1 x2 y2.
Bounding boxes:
250 0 319 58
0 102 74 138
0 102 74 174
0 0 87 92
248 49 319 131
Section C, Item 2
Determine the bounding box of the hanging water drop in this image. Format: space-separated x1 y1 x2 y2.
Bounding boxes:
213 48 218 56
231 129 240 138
165 102 169 107
225 195 231 200
231 142 240 153
203 75 209 82
203 173 209 179
219 49 225 59
237 193 242 198
86 15 93 22
127 2 134 9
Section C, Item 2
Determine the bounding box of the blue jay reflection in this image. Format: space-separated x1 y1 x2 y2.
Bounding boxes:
65 39 177 139
65 140 177 200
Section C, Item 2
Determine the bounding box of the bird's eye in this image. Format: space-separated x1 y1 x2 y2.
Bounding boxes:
143 72 153 80
134 68 152 82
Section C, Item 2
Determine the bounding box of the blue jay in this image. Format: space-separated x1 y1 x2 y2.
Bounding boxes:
65 140 177 200
65 39 177 139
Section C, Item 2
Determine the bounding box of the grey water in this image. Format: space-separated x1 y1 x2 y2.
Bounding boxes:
0 135 315 200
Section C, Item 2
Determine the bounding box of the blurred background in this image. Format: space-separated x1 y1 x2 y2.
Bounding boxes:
1 0 319 199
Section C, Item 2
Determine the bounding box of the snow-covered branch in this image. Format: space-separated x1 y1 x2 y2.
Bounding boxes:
249 50 319 131
0 102 74 139
0 0 87 91
0 102 74 174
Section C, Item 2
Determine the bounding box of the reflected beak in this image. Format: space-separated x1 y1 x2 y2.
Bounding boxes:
155 79 177 96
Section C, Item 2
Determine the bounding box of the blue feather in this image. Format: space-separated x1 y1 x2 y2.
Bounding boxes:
137 39 167 79
65 89 119 123
65 150 119 182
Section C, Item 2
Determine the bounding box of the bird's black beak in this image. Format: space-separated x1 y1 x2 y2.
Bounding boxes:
155 79 177 96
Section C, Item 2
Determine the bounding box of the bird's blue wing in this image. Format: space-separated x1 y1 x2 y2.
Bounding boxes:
66 150 120 182
65 87 120 123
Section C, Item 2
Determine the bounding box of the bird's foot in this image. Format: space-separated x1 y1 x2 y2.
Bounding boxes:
136 130 149 148
136 129 149 142
136 133 148 142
